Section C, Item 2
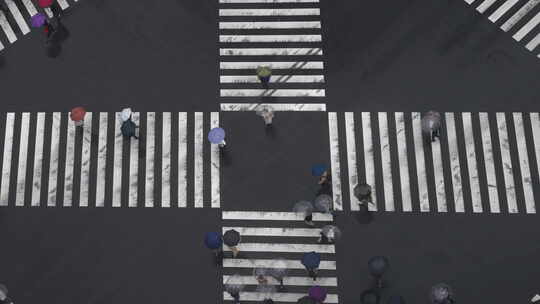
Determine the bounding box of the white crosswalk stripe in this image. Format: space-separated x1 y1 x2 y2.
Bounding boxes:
464 0 540 56
221 211 339 303
0 112 220 208
219 0 327 99
333 112 539 214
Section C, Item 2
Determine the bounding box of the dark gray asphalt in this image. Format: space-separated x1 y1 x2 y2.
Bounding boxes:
0 208 222 304
1 0 539 303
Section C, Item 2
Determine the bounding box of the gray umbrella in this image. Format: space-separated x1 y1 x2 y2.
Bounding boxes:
421 111 441 133
269 258 288 280
256 284 277 299
253 267 271 283
293 200 314 216
314 194 333 213
321 225 342 241
354 183 372 198
224 274 245 293
430 283 453 303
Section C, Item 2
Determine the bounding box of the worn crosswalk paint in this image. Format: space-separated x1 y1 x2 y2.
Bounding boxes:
15 113 30 206
222 211 334 221
220 35 322 43
379 112 394 212
431 131 447 212
194 112 204 208
47 113 61 207
220 48 323 57
112 113 123 207
412 112 429 212
96 113 108 207
219 8 320 16
223 227 322 237
497 113 517 213
479 113 499 213
145 112 155 207
513 113 535 214
0 113 14 206
221 75 324 83
395 112 412 212
220 103 326 111
63 116 76 207
328 113 342 211
221 89 325 97
0 11 16 43
222 275 336 286
462 113 482 213
220 61 324 70
362 112 377 211
211 112 220 208
79 113 93 207
219 21 321 29
345 113 360 211
31 113 45 206
224 258 337 270
178 112 187 207
223 292 338 303
501 0 540 31
129 112 140 207
162 112 171 208
5 0 30 35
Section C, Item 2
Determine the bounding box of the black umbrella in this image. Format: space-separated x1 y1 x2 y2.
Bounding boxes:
354 183 372 198
223 229 241 247
297 296 316 304
121 120 137 138
368 256 389 277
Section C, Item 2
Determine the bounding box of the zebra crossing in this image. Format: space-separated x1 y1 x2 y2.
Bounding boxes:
0 112 220 208
221 211 339 303
218 0 326 98
464 0 540 57
0 0 72 51
328 112 540 214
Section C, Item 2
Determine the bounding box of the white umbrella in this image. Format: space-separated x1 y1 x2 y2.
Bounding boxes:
120 108 132 122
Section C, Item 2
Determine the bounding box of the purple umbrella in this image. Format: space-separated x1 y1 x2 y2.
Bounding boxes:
208 127 225 144
31 13 47 28
309 286 327 303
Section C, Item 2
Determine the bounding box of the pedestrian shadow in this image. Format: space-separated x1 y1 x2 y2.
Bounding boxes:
45 40 62 58
355 209 374 224
220 148 232 166
265 125 276 139
0 54 5 69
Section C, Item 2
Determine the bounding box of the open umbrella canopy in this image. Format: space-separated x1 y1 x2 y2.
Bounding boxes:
121 120 137 137
321 225 342 240
293 200 313 215
421 111 441 132
368 256 389 277
70 107 86 121
314 194 332 213
120 108 132 122
208 127 225 144
269 258 288 279
31 13 47 27
308 286 327 302
297 296 316 304
430 283 453 303
311 164 327 176
354 183 372 198
204 232 222 249
224 274 245 293
301 251 321 269
38 0 53 8
223 229 241 247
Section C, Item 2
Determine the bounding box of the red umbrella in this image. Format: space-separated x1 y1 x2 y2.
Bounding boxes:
70 107 86 121
38 0 54 8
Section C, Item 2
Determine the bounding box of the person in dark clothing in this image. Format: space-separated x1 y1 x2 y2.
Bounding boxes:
316 170 332 196
0 284 14 304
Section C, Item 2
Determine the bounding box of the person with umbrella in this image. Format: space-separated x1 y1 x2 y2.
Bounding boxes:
301 251 321 281
204 231 223 265
70 106 86 127
255 107 274 127
0 284 13 304
253 267 270 285
314 194 333 214
121 117 138 139
38 0 62 19
256 284 276 303
208 127 226 149
256 65 272 88
225 274 244 304
318 225 341 244
120 108 132 122
312 164 332 196
223 229 241 258
293 200 315 226
309 286 327 304
430 283 455 304
421 111 442 143
368 256 389 289
360 288 380 304
269 258 288 292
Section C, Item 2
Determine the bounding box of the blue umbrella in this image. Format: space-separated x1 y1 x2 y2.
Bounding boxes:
204 232 222 249
311 164 327 176
208 127 225 144
301 251 321 269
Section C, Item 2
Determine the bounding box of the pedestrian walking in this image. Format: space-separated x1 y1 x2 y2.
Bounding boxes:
301 251 321 281
204 231 223 265
360 288 380 304
430 283 454 304
314 194 333 214
312 164 332 196
223 229 241 258
318 225 341 244
256 284 276 303
0 284 14 304
256 107 274 127
253 267 271 289
309 286 327 304
293 200 315 226
269 258 288 292
121 119 138 139
256 65 272 88
225 274 244 304
208 127 226 149
368 256 389 289
70 106 86 127
421 111 442 142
